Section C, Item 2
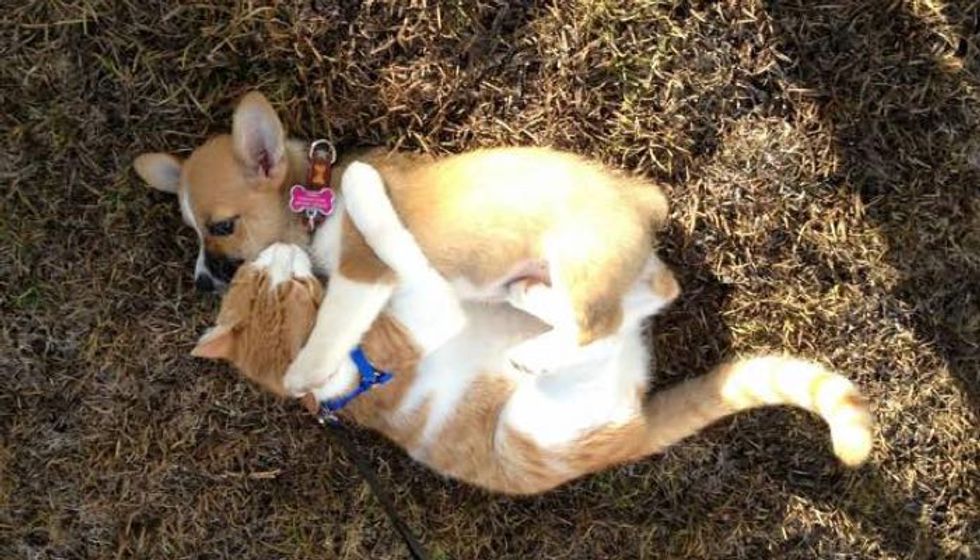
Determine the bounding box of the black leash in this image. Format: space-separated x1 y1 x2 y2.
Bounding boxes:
308 347 430 559
320 418 431 560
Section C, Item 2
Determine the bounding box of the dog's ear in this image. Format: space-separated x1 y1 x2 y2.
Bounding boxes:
191 324 235 360
134 153 182 194
232 92 286 182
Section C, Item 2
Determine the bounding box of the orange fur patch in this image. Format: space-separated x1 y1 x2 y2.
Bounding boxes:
210 265 323 396
337 216 397 284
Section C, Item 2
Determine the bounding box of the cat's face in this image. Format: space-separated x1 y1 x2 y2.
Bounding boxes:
190 247 323 396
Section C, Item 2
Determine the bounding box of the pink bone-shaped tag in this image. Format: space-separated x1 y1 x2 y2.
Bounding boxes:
289 184 335 217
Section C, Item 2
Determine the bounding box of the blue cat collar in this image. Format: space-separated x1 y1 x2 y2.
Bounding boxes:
318 347 393 421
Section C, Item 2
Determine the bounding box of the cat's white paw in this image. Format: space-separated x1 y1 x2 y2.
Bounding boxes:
283 346 334 397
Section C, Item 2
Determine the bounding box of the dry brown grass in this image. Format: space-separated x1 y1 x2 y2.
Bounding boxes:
2 1 978 558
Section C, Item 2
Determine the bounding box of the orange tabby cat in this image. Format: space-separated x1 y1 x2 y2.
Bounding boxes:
193 244 873 495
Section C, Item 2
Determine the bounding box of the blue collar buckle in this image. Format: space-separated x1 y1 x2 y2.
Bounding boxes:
317 347 393 423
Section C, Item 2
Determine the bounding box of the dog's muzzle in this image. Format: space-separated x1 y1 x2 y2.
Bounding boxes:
196 252 243 292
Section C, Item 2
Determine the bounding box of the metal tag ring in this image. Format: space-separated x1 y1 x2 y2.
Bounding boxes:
309 139 337 164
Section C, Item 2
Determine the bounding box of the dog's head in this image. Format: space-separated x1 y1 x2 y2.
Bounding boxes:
134 92 308 292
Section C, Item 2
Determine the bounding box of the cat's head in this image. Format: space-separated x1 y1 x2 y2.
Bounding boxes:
191 244 322 396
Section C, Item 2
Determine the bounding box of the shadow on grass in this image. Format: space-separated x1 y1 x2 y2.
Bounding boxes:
832 465 942 558
764 0 980 409
652 222 735 387
399 224 940 557
633 225 938 558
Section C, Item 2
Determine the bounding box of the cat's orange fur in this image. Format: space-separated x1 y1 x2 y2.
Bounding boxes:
194 251 873 495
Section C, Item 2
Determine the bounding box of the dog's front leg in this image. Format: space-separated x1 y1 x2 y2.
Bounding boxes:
342 161 467 354
283 272 395 397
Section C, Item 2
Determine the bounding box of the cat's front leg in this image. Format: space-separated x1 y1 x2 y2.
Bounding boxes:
282 271 395 397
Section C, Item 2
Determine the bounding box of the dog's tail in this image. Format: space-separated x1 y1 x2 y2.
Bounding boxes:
641 355 874 466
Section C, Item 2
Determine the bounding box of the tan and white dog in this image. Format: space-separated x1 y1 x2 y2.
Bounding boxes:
134 92 670 397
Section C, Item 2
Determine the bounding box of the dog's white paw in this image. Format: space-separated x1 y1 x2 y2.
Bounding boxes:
342 162 391 239
343 161 384 188
253 243 312 288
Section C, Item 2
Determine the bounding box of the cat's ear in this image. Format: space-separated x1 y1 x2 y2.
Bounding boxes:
191 324 234 360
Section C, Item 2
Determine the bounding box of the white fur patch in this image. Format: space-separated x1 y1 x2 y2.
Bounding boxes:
507 279 576 329
309 197 345 274
178 187 199 234
283 273 395 396
178 188 209 280
620 253 676 328
505 329 620 375
500 324 649 449
389 279 468 357
252 243 312 287
194 248 208 281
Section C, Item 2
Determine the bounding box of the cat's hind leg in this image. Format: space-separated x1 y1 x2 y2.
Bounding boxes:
505 252 679 374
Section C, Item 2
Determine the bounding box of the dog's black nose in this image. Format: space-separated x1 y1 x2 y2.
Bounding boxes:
194 274 216 293
204 252 243 284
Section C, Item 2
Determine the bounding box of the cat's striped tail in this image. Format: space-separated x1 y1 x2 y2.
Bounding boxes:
643 356 873 466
